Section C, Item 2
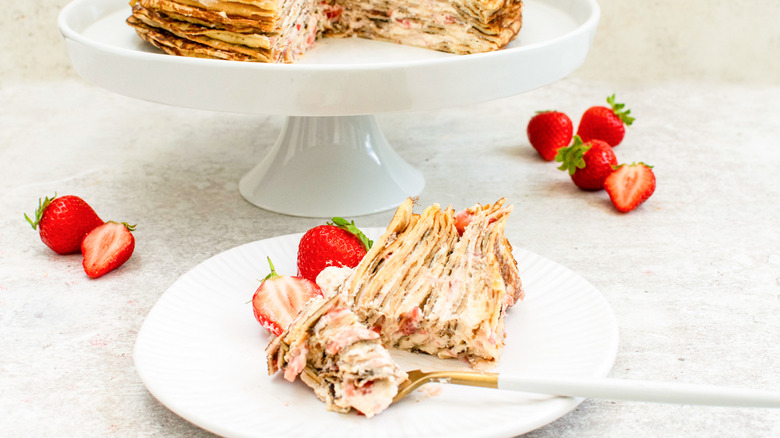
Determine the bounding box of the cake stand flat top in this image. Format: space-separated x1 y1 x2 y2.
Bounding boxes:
59 0 599 115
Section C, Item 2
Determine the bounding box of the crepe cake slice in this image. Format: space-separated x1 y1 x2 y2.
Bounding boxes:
341 198 524 370
127 0 319 63
266 293 407 417
320 0 523 55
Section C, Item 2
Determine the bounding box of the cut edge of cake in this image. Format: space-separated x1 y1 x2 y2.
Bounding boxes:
340 197 523 369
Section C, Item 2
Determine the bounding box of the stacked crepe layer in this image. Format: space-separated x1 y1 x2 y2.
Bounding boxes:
267 294 407 417
343 198 524 369
322 0 523 55
127 0 319 62
127 0 523 63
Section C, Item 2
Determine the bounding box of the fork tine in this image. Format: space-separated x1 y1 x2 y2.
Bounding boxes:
393 370 499 403
393 370 427 403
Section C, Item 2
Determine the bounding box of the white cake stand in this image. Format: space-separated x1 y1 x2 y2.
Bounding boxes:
59 0 600 217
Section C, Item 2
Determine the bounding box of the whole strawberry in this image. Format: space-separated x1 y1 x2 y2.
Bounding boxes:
81 221 136 278
604 162 656 213
297 217 372 283
527 110 573 161
576 94 635 147
253 257 323 336
555 136 617 190
25 194 104 254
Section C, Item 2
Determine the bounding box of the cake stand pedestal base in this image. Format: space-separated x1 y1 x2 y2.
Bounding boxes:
239 115 424 218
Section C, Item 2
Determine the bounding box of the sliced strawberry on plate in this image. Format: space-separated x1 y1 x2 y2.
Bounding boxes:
253 257 323 336
297 217 372 283
25 194 104 254
81 221 136 278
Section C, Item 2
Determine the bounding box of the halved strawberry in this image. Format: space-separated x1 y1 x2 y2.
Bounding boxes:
604 162 656 212
297 217 372 283
253 257 323 336
81 221 136 278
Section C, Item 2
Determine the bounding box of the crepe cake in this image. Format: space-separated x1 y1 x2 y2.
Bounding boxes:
126 0 523 63
331 197 524 369
266 293 407 417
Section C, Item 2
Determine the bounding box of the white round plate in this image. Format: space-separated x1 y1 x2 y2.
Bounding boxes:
58 0 599 116
134 229 619 438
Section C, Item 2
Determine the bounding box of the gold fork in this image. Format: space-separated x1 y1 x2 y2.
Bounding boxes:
301 364 780 407
391 369 780 408
275 328 780 412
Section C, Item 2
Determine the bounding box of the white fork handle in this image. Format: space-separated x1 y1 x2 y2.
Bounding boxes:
497 375 780 408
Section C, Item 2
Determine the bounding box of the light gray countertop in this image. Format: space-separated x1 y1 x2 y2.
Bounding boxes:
2 0 780 436
2 76 778 437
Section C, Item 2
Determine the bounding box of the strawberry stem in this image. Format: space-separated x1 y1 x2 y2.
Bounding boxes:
329 217 373 250
264 256 279 281
24 193 56 230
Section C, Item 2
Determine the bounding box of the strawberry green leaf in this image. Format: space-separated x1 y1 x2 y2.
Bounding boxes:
607 94 635 126
330 217 373 250
105 221 137 232
24 193 56 230
612 162 655 171
555 136 590 175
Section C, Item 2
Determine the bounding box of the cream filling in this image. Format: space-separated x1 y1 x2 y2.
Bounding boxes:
322 0 500 53
331 342 405 418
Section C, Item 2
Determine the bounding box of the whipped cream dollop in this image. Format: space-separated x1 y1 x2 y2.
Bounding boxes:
315 266 354 297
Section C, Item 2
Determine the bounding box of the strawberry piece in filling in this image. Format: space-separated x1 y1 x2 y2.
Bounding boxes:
322 308 380 355
284 343 310 382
